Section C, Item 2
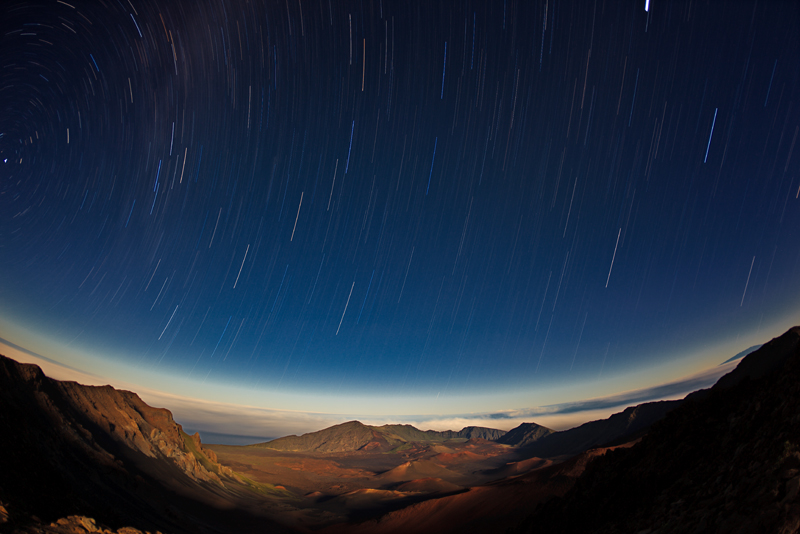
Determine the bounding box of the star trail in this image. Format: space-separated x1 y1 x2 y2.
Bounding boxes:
0 0 799 418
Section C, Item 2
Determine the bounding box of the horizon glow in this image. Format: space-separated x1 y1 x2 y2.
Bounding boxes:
1 0 798 440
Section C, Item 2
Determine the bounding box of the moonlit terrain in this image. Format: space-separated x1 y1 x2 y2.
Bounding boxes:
1 0 798 439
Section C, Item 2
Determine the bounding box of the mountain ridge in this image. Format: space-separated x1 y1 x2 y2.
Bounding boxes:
0 354 293 534
496 422 554 447
261 334 781 458
4 327 799 533
515 399 682 458
518 326 800 533
250 420 508 453
252 399 674 459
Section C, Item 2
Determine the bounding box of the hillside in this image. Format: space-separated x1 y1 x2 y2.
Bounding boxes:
5 326 799 534
519 326 800 533
517 400 681 458
496 422 553 447
254 392 680 460
377 424 507 442
0 355 294 534
251 421 507 453
249 420 401 452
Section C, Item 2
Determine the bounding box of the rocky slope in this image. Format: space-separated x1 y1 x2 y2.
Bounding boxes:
6 326 799 534
0 355 292 534
518 326 800 533
9 515 156 534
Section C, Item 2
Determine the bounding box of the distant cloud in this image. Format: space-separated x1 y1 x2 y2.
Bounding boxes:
529 372 721 416
410 362 739 432
0 338 345 442
1 337 741 441
0 336 91 376
145 359 741 438
719 344 761 365
137 390 346 441
487 412 514 419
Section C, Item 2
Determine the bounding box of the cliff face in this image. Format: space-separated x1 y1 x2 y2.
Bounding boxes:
0 356 222 484
0 355 286 534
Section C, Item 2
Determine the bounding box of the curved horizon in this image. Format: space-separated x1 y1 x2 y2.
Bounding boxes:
0 321 791 442
1 0 798 441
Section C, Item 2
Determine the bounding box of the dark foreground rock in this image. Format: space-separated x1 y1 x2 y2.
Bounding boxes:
518 327 800 534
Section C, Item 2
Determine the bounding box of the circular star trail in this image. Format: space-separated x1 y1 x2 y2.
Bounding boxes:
1 0 798 406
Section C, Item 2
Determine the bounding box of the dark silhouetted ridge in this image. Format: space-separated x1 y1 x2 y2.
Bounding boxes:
518 400 681 459
519 326 800 534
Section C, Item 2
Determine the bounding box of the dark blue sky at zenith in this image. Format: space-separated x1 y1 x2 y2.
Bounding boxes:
0 0 799 411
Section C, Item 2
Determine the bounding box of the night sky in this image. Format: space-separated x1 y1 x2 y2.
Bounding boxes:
1 0 799 425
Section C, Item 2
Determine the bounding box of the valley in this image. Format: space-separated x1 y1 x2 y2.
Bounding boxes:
2 326 799 533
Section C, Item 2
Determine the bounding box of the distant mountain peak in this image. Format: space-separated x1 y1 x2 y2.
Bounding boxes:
251 421 507 452
497 422 554 447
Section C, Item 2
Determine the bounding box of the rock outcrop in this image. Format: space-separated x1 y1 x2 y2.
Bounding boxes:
0 354 291 534
13 515 158 534
0 356 222 484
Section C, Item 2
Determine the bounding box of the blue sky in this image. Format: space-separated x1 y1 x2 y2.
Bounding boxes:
1 0 798 440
